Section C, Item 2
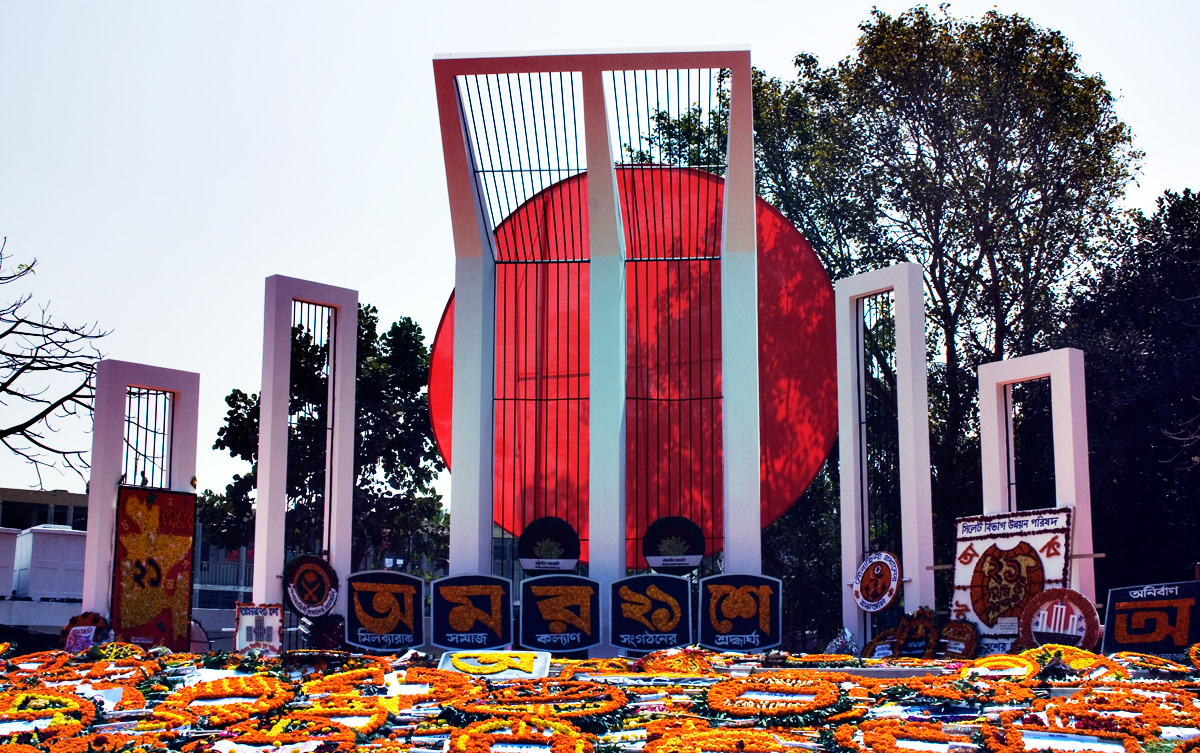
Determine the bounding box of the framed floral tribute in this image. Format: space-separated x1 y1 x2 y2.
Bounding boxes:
235 602 283 655
951 507 1072 654
111 487 195 651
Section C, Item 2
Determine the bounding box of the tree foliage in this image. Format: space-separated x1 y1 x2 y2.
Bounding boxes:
0 238 106 485
1058 190 1200 589
635 5 1140 625
199 304 446 575
765 6 1136 591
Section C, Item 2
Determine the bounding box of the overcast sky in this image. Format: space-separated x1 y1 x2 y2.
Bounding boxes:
1 1 1195 500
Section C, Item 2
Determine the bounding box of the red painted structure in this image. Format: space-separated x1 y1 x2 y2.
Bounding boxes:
429 167 837 566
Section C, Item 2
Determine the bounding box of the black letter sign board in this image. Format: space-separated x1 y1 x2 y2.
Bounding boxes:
698 573 782 652
431 574 512 650
611 574 691 651
1102 580 1200 659
344 571 423 653
519 574 600 652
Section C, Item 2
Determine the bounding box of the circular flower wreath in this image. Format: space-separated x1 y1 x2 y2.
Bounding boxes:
1055 683 1200 731
961 653 1040 680
304 694 391 734
156 674 294 727
451 717 594 753
224 712 357 747
450 679 628 732
47 731 176 753
0 688 97 741
833 718 975 753
1111 651 1194 675
645 728 806 753
705 671 842 720
983 710 1145 753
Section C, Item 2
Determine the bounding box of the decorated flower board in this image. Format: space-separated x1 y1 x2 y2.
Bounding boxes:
952 508 1074 654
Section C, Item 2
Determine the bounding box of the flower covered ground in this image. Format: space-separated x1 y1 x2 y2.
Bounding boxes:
1 642 1200 753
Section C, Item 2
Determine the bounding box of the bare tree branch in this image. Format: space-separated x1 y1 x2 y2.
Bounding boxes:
0 237 107 485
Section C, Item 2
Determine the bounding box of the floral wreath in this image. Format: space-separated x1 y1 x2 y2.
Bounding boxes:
833 718 975 753
225 712 356 747
449 679 628 734
59 612 109 649
1110 651 1193 675
645 728 806 753
1016 588 1101 652
0 688 97 741
156 674 294 728
450 719 594 753
704 671 843 721
961 653 1040 680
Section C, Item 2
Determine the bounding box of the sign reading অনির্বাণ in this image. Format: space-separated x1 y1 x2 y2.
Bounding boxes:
951 507 1073 655
1102 579 1200 660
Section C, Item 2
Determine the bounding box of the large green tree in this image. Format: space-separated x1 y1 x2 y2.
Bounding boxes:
198 304 446 575
638 6 1140 629
1057 190 1200 591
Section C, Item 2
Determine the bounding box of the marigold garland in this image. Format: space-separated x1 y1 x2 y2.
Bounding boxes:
302 664 387 694
556 657 632 679
832 718 975 753
783 653 859 668
705 673 840 718
450 722 594 753
1111 651 1193 674
225 712 357 745
644 728 804 753
961 653 1040 679
3 650 71 679
304 694 391 733
156 673 293 727
636 648 716 676
47 731 177 753
450 679 628 732
982 715 1144 753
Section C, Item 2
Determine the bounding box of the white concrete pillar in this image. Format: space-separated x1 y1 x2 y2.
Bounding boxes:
835 263 935 646
978 348 1095 602
253 276 357 612
82 360 199 615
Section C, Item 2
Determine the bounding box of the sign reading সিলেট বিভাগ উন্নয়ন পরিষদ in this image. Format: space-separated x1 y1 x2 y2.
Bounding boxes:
951 508 1072 655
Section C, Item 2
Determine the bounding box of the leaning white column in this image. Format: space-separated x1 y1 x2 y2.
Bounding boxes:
433 59 497 576
582 65 628 655
720 51 762 574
